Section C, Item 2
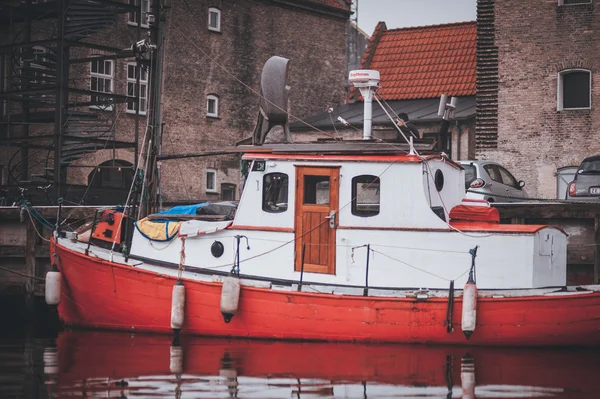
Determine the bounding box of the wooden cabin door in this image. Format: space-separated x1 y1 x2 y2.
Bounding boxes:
294 166 339 274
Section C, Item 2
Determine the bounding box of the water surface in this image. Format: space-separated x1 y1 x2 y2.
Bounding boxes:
1 329 599 398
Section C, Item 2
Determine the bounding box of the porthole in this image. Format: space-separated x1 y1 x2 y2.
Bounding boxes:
434 170 444 192
211 241 224 258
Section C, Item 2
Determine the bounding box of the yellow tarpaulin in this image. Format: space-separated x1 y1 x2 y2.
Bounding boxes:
135 218 182 242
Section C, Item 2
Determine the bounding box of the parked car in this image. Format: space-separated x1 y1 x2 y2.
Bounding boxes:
458 160 527 202
565 155 600 201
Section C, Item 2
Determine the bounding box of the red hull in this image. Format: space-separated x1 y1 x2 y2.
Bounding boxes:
55 241 600 346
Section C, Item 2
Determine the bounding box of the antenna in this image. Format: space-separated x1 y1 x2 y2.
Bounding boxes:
349 69 380 140
438 94 458 121
437 94 459 155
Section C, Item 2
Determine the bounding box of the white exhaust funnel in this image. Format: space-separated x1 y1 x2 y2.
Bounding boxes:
349 70 380 140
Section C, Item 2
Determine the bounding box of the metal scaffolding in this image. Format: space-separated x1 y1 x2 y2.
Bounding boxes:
0 0 151 205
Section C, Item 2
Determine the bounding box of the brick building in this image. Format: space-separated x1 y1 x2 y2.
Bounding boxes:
159 0 351 203
1 0 351 205
292 21 477 161
476 0 600 198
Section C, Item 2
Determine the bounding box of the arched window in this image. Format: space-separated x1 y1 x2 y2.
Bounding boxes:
88 160 134 189
208 7 221 32
557 69 591 110
206 94 219 117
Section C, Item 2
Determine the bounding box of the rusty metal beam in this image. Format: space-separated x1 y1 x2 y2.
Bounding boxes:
64 39 126 53
69 52 133 64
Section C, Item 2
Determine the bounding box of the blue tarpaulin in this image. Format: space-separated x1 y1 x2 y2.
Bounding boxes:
134 203 211 242
157 203 210 215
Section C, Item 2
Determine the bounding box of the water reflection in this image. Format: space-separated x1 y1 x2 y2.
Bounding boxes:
3 330 599 399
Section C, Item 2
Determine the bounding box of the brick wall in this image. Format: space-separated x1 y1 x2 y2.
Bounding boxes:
477 0 600 198
159 0 349 203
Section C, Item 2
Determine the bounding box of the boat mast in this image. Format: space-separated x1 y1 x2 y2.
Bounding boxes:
137 0 167 219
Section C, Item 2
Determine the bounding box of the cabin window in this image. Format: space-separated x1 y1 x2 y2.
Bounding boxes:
304 176 330 205
557 69 591 110
351 175 380 217
263 173 288 213
434 170 444 192
208 7 221 32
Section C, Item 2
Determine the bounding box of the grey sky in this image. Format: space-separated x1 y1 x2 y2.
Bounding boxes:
356 0 477 35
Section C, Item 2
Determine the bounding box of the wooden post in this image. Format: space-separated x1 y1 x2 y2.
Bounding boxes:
24 217 38 321
594 217 599 284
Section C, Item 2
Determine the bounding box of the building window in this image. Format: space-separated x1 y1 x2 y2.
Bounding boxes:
128 0 150 27
558 0 592 5
557 69 591 111
221 183 236 201
206 94 219 117
208 7 221 32
263 173 288 213
90 59 114 111
351 175 380 217
206 169 217 193
126 63 148 115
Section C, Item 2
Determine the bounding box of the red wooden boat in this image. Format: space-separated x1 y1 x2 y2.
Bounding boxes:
52 236 600 346
47 58 600 346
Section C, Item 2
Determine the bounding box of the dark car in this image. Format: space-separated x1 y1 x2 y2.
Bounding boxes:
566 155 600 201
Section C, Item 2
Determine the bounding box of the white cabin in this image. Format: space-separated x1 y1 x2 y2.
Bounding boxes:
130 145 567 290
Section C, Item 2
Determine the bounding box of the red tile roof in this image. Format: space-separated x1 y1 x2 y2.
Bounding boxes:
359 21 476 100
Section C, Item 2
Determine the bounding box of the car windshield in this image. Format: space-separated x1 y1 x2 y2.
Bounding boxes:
578 159 600 174
463 164 477 189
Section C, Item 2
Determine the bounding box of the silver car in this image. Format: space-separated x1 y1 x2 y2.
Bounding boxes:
458 160 527 203
566 155 600 201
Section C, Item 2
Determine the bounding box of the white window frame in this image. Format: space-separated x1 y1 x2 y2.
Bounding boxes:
208 7 221 32
558 0 592 6
206 169 217 193
90 59 114 111
126 63 148 115
206 94 219 117
128 0 150 28
557 68 591 111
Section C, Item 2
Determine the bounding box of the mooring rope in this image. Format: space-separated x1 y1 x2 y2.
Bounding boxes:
0 265 45 282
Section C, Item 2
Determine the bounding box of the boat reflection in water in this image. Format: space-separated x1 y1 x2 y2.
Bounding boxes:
46 330 600 398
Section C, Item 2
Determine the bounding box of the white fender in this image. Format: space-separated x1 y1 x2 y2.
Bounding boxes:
45 270 61 306
170 281 185 330
461 355 476 399
43 347 58 376
169 344 184 374
220 276 241 323
461 280 477 339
